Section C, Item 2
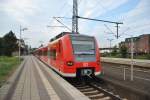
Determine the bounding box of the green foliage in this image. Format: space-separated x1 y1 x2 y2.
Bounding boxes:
0 31 18 56
120 45 127 58
147 54 150 60
0 56 20 87
0 38 3 56
111 45 118 56
135 54 150 60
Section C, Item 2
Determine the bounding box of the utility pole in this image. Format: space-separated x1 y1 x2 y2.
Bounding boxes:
19 25 21 62
54 0 123 36
72 0 78 34
130 36 134 81
116 23 119 39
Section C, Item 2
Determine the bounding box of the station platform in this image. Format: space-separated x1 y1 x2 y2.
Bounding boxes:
0 56 89 100
101 57 150 68
100 58 150 100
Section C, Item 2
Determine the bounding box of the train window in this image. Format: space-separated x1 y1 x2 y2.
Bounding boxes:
39 51 42 56
50 49 56 60
43 50 47 56
72 41 95 54
71 35 96 61
48 49 50 58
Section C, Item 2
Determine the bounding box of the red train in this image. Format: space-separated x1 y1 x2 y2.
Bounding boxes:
34 32 102 77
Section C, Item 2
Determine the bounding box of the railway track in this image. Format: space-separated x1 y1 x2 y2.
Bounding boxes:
36 57 127 100
66 76 126 100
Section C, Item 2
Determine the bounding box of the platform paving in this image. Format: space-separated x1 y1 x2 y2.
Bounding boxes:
0 56 90 100
100 62 150 100
0 56 60 100
101 57 150 68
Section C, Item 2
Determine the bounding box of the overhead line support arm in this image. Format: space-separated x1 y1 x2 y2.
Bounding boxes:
76 16 123 24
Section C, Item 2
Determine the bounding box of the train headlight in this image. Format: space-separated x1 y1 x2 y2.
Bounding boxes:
66 61 74 66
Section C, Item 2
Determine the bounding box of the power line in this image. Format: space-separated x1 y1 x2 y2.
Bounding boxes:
77 16 123 38
53 17 72 31
77 16 123 24
47 25 65 28
104 24 115 34
53 17 72 20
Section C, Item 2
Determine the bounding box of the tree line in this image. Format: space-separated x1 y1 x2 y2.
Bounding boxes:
0 31 18 56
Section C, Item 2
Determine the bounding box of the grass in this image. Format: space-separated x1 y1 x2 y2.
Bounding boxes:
134 54 150 60
0 56 20 87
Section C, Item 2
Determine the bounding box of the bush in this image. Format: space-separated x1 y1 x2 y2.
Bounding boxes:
146 54 150 60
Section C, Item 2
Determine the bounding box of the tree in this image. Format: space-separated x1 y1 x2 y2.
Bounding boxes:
3 31 18 56
111 45 118 56
120 45 127 58
0 38 3 56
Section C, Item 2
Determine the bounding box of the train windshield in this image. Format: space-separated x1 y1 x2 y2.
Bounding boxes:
71 35 96 62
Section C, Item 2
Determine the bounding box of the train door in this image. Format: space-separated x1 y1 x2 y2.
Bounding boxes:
43 48 48 63
57 40 63 71
50 44 57 68
48 46 50 65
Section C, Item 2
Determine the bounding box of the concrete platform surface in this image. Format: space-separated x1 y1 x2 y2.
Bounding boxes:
0 56 89 100
101 57 150 68
100 62 150 100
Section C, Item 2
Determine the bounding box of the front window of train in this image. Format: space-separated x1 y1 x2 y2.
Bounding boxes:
71 35 96 62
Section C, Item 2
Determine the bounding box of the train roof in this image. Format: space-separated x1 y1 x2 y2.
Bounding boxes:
50 32 94 42
34 46 48 52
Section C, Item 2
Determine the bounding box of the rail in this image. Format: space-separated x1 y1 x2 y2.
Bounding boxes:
66 76 126 100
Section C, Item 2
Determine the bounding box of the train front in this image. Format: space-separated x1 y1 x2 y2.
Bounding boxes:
67 34 102 77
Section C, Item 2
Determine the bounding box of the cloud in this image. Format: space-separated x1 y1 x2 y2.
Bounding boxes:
78 0 129 35
0 0 38 25
79 0 128 18
0 0 149 48
118 0 150 35
77 0 150 48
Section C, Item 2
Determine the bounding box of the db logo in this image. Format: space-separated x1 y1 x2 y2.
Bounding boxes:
83 63 88 67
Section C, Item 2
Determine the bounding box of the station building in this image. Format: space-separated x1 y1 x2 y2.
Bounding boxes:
119 34 150 54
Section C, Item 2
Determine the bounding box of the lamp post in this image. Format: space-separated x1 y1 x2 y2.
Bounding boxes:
130 35 134 81
19 26 28 62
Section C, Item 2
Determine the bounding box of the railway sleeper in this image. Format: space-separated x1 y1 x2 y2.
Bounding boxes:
100 96 111 100
80 88 95 92
77 85 91 89
89 93 108 99
72 83 85 86
83 90 100 95
83 91 100 95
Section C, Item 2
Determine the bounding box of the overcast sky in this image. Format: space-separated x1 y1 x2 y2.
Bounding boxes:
0 0 150 48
